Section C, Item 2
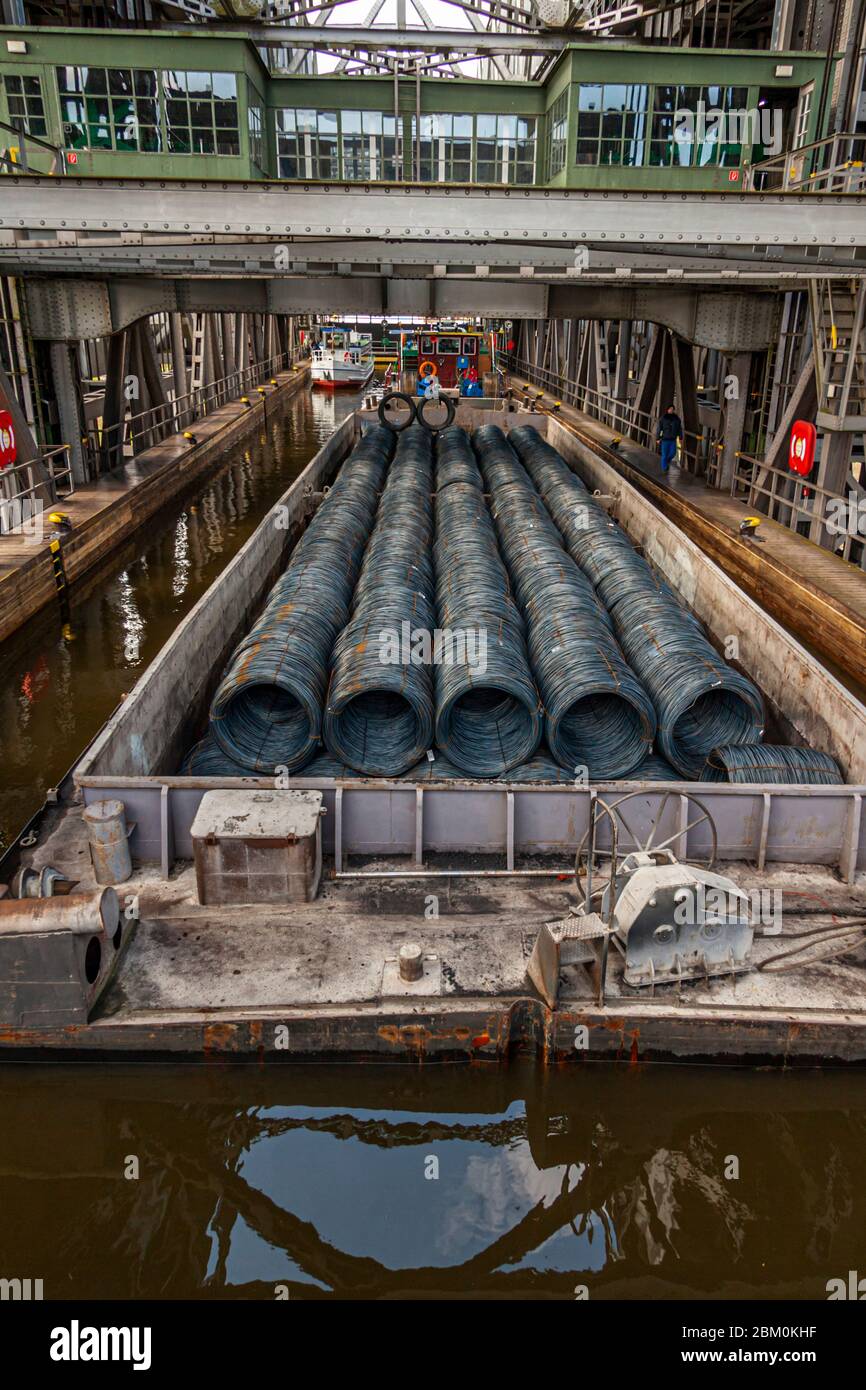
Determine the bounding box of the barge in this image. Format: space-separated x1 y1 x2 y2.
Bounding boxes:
3 402 866 1066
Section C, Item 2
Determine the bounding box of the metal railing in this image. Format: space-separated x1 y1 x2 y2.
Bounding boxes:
0 445 75 536
730 448 866 566
744 133 866 194
83 352 293 474
0 119 68 177
502 353 713 477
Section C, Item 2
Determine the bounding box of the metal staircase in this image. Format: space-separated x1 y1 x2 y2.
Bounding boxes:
809 279 866 431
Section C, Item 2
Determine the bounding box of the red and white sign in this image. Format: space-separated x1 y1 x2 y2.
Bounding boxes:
0 409 16 470
789 419 816 476
66 151 78 165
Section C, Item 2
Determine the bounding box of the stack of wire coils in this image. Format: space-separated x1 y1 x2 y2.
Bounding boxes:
324 425 436 775
474 425 656 779
508 426 765 780
208 425 393 772
701 744 843 785
433 429 542 776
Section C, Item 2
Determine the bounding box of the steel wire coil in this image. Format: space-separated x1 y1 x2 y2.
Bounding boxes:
435 426 484 491
433 432 542 775
701 744 843 785
507 425 765 779
402 753 468 781
181 733 254 777
619 753 683 782
208 427 393 772
473 426 656 779
324 426 437 775
498 753 575 784
300 753 361 779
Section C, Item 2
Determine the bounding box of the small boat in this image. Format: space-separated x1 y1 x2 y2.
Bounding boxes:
311 330 375 389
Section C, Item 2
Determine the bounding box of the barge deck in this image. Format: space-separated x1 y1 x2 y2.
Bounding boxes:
4 402 866 1066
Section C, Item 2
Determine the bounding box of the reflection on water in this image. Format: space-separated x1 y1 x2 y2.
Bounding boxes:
0 388 360 855
0 1062 864 1300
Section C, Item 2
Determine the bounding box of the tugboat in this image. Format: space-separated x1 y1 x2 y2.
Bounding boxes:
311 328 375 389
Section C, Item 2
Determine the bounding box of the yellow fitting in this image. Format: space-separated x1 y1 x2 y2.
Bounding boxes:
240 396 251 405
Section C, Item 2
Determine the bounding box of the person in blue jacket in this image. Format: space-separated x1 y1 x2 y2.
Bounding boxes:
657 405 682 473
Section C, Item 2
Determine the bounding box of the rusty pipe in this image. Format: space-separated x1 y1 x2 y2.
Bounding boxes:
0 888 120 938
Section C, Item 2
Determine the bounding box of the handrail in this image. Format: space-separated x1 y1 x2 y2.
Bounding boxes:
0 444 74 535
730 447 866 565
0 117 67 176
744 133 866 193
83 351 293 471
502 352 711 477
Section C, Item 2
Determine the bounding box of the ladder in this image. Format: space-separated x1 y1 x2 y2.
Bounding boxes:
809 278 866 431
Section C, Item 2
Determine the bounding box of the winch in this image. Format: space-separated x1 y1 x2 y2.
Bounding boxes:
527 790 755 1005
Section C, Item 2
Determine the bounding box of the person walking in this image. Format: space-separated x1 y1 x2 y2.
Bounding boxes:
657 404 682 474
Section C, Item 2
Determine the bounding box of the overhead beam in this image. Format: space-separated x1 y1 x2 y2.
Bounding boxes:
242 23 569 51
3 178 863 255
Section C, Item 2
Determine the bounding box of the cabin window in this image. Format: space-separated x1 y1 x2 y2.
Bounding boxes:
248 101 264 170
546 90 568 176
2 74 47 139
650 85 749 167
56 66 162 152
576 83 649 167
574 83 751 169
462 337 478 356
162 71 239 156
415 113 473 183
276 108 339 179
340 109 399 181
420 335 436 355
436 336 462 355
475 114 537 185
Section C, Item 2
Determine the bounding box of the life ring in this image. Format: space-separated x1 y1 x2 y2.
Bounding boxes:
419 360 437 378
416 393 456 433
377 391 417 433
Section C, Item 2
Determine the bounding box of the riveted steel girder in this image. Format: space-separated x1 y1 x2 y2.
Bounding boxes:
2 178 863 261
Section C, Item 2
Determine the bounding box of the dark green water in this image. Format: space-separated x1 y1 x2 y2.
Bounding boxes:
1 1061 864 1300
0 388 360 857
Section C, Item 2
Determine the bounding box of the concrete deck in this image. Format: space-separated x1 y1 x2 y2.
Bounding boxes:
0 366 309 645
508 384 866 695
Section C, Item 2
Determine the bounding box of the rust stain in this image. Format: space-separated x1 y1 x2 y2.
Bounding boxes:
629 1029 640 1065
203 1022 238 1055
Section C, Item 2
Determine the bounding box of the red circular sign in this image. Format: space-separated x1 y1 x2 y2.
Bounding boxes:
789 419 816 476
0 409 16 469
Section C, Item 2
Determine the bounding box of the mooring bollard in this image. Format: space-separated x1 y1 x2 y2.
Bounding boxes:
399 943 424 982
83 799 132 886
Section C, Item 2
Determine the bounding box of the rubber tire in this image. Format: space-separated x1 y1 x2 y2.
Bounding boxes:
416 393 456 433
378 391 417 433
